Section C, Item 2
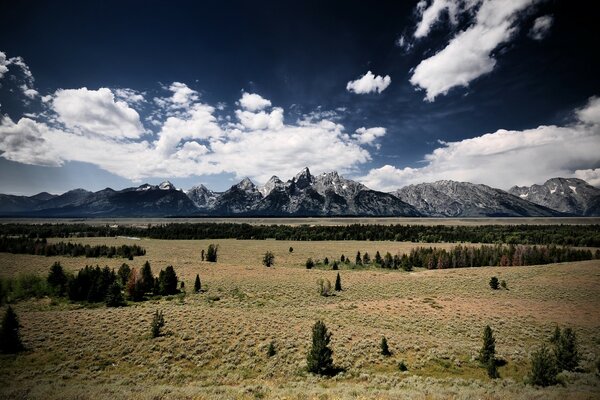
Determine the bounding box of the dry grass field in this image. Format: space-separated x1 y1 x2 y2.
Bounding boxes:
1 237 599 399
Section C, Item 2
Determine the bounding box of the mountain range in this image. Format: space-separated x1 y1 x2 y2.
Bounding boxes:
1 168 598 217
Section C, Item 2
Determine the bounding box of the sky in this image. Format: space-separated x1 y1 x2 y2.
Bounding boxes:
0 0 599 195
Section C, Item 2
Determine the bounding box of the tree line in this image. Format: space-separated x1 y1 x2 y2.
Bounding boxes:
0 236 146 259
0 222 599 246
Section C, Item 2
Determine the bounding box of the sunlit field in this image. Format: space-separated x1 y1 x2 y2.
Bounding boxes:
1 237 599 399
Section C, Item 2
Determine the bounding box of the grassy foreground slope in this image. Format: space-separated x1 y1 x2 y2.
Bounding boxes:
1 237 599 399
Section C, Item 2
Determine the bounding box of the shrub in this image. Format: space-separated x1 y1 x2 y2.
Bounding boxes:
317 279 332 297
500 279 508 290
334 273 342 291
305 258 314 269
206 244 218 262
194 274 201 293
323 257 329 265
306 320 334 375
529 344 558 386
398 361 408 371
0 306 24 353
267 341 276 357
380 336 391 356
262 251 275 268
151 310 165 338
289 247 293 253
489 277 499 290
332 261 338 270
105 282 125 307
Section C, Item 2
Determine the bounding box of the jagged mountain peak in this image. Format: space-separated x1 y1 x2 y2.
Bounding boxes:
158 181 175 190
236 177 257 192
259 175 284 197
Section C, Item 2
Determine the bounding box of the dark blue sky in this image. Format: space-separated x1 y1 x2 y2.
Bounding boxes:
1 0 599 194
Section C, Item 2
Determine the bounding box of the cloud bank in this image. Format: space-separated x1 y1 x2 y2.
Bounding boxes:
360 96 600 191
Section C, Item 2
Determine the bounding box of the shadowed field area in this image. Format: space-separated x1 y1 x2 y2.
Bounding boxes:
1 237 599 399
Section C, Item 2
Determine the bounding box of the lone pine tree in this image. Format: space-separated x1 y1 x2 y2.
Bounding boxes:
194 274 201 293
0 306 24 353
479 325 496 365
334 272 342 291
307 320 334 375
529 344 558 386
380 336 391 356
262 251 275 268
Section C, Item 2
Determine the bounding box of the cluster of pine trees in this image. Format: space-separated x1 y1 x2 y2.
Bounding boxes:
45 261 181 305
1 223 599 247
0 237 146 259
404 244 595 269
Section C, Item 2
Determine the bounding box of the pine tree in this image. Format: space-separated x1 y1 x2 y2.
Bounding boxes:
340 255 345 263
141 261 154 293
380 336 391 356
334 272 342 291
117 263 131 286
206 244 218 262
194 274 201 293
375 251 382 266
554 327 579 371
47 261 68 296
267 341 276 357
489 276 499 290
355 251 362 265
306 258 314 269
362 252 370 265
151 310 165 338
529 344 558 386
0 306 24 353
262 251 275 268
289 247 293 253
479 325 496 365
307 320 334 375
201 249 205 261
159 265 178 295
486 356 499 379
332 261 339 270
105 282 125 307
126 267 145 301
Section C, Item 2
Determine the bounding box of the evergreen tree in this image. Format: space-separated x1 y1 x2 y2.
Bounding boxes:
1 306 24 353
105 282 125 307
362 252 370 265
554 327 579 371
117 263 131 286
332 261 339 270
489 276 499 290
267 341 276 357
151 310 165 338
334 272 342 291
380 336 391 356
141 261 154 293
194 274 201 293
262 251 275 268
307 320 334 375
153 276 161 296
479 325 496 365
126 267 145 301
159 266 179 295
47 261 68 296
355 251 362 265
306 258 314 269
206 244 218 262
340 255 345 263
529 344 558 386
375 251 382 266
323 257 329 265
318 279 332 297
486 356 499 379
289 247 293 253
201 249 205 261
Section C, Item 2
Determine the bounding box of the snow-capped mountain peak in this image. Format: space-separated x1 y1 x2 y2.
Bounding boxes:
158 181 175 190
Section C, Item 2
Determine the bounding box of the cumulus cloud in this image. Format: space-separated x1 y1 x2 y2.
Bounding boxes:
239 92 272 111
346 71 391 94
352 127 386 145
574 169 600 187
0 51 38 99
410 0 540 101
51 87 145 139
359 96 600 191
114 88 146 105
0 83 379 184
529 15 553 40
0 52 8 79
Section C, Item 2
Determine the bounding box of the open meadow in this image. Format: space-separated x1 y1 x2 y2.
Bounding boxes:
1 236 600 399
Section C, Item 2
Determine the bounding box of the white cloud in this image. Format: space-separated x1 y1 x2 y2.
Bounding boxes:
528 14 553 40
414 0 460 38
410 0 540 101
21 85 39 99
576 96 600 125
574 169 600 187
154 82 199 113
235 107 284 131
359 97 600 191
0 51 8 79
239 92 272 111
346 71 391 94
352 127 386 145
51 87 145 139
114 88 146 105
0 84 374 184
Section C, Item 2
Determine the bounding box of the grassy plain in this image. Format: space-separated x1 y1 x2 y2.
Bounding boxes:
1 237 599 399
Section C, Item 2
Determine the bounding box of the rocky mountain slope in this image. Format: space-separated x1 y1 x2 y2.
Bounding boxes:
393 180 563 217
509 178 600 216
